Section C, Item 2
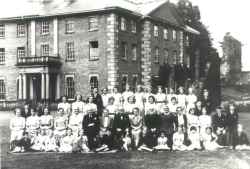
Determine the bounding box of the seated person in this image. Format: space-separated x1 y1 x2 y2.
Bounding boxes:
212 106 226 134
82 108 100 150
201 127 223 151
11 132 32 153
10 108 26 151
95 109 113 152
216 127 227 146
199 107 212 135
112 108 130 150
173 127 188 151
130 107 143 149
154 131 170 151
40 107 54 134
26 108 40 138
68 107 83 136
54 108 68 139
106 97 117 120
187 108 200 132
235 124 250 150
59 129 75 153
30 129 47 152
187 126 202 150
44 131 58 152
72 130 90 153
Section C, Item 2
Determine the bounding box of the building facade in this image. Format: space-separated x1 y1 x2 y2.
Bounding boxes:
0 0 199 104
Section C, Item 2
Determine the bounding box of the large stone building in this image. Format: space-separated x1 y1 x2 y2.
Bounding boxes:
0 0 200 104
220 32 242 84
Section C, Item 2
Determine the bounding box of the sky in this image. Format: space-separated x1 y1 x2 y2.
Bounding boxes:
0 0 249 71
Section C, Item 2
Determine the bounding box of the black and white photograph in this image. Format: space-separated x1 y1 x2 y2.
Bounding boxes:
0 0 250 168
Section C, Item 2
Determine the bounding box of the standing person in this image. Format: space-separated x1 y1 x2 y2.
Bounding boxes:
201 89 212 114
112 108 130 150
82 109 100 150
144 95 158 115
85 95 98 113
212 106 226 135
124 95 137 117
10 108 26 151
186 87 197 113
130 107 143 149
195 101 203 116
155 86 166 108
134 85 144 108
226 104 238 149
176 106 187 131
116 96 126 111
40 107 54 134
72 94 86 115
168 97 179 115
26 108 40 138
92 87 104 117
159 104 177 149
122 85 134 104
101 87 110 108
111 87 122 106
143 87 154 104
58 96 71 117
106 97 117 120
22 104 30 118
177 87 187 110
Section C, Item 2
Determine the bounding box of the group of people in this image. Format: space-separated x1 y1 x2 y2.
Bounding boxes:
9 84 250 153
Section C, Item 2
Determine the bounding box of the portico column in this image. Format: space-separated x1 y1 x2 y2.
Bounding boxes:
56 74 61 100
41 73 45 100
31 20 36 56
30 77 34 100
22 74 27 100
53 18 58 56
18 74 22 100
45 73 50 100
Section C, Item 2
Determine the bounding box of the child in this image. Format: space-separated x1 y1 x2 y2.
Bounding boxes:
130 107 143 149
201 127 222 151
199 107 212 135
154 131 170 151
187 126 201 150
10 108 26 151
40 107 54 134
173 127 187 151
44 131 58 152
72 130 90 153
30 129 47 152
235 124 250 150
177 87 186 109
54 108 68 139
59 129 75 153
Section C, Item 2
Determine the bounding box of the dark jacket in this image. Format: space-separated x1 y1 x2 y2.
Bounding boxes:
212 113 226 131
82 113 100 136
92 93 104 116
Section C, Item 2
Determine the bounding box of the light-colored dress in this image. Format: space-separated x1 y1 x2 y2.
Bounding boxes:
10 116 26 141
26 115 40 137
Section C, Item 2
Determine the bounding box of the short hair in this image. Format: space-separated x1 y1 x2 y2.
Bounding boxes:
171 96 177 101
190 126 197 131
148 95 156 102
108 96 115 102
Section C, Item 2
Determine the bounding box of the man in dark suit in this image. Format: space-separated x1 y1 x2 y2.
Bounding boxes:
92 87 104 117
82 109 100 150
212 106 226 134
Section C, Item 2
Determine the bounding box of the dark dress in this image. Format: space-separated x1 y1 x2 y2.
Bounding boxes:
212 113 226 132
225 112 238 148
236 132 249 146
82 113 100 150
93 93 104 117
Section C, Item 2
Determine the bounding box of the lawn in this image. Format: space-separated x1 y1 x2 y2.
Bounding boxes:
1 111 250 169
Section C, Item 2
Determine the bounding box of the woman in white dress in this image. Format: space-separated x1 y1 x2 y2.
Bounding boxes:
201 127 222 151
110 87 122 106
26 108 40 138
40 107 54 134
199 107 211 135
85 95 98 113
144 95 158 115
68 107 83 136
54 108 68 139
134 85 144 108
187 108 200 132
44 131 58 152
155 86 166 108
59 129 75 153
72 94 86 115
58 96 71 117
177 86 187 110
106 97 117 120
173 127 188 151
186 87 197 113
122 85 134 105
166 88 177 104
143 87 154 104
187 126 202 150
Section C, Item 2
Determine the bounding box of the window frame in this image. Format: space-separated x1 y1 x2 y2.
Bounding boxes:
17 47 25 58
154 47 160 64
121 74 128 92
40 21 50 35
163 28 169 40
131 44 137 61
121 41 128 61
40 44 50 56
65 20 74 34
65 74 75 100
131 20 137 33
153 25 159 37
0 78 6 101
66 42 75 61
173 30 177 41
88 16 98 31
164 49 169 64
17 24 25 37
120 17 127 31
0 24 5 38
89 41 99 61
89 74 99 90
0 48 5 65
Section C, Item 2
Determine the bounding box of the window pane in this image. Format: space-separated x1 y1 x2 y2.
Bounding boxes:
66 42 75 61
132 44 137 61
17 47 25 58
131 20 136 33
121 42 127 60
89 41 99 60
65 21 74 33
164 49 169 64
41 44 49 56
0 48 5 64
17 24 25 37
120 17 126 31
0 24 5 38
89 17 98 31
41 21 49 35
155 47 159 63
66 76 75 99
154 25 159 37
0 80 6 100
90 76 98 90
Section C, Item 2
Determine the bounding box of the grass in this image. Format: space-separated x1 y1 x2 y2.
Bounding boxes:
2 112 250 169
